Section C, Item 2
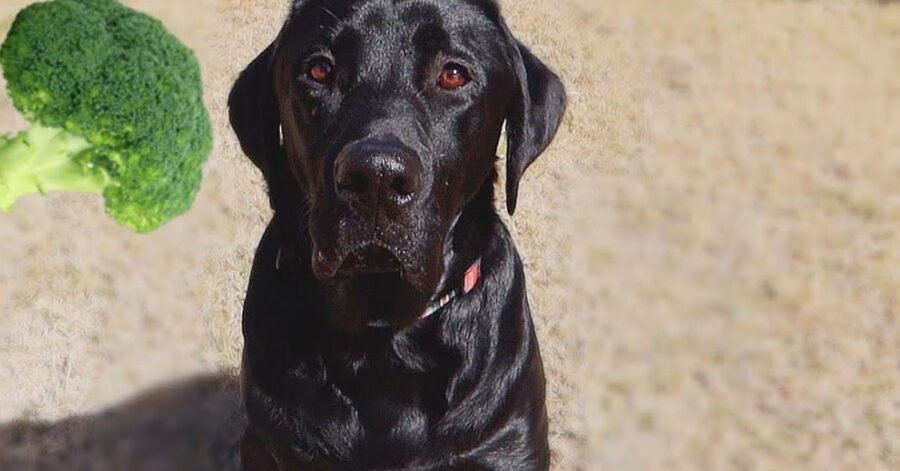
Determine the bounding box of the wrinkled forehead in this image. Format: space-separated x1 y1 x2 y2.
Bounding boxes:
279 0 506 58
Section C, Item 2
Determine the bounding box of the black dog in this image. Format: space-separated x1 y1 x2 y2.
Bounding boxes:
228 0 565 469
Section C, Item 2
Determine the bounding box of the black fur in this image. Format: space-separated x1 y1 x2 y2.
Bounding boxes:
228 0 565 469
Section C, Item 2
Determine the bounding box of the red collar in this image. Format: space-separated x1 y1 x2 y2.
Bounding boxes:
423 258 481 317
368 258 482 328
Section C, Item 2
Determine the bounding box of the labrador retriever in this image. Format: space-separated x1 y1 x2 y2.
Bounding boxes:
229 0 566 469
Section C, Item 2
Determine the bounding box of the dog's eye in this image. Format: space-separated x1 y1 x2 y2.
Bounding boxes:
306 58 334 84
438 64 471 90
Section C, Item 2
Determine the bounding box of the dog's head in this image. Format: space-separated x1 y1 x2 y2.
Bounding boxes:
230 0 565 325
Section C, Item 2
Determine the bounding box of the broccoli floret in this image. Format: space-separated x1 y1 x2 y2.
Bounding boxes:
0 0 212 233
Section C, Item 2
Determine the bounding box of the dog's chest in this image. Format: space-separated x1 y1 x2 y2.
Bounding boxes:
329 353 449 452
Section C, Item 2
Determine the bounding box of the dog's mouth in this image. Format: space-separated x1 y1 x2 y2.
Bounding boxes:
313 242 437 328
338 244 404 275
309 208 447 295
313 241 432 291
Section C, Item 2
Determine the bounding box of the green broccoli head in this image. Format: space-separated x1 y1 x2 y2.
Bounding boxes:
0 0 212 233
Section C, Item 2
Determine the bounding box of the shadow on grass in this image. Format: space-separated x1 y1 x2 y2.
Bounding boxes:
0 373 245 471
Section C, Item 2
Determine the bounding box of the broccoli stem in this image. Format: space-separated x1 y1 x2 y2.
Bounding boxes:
0 124 110 211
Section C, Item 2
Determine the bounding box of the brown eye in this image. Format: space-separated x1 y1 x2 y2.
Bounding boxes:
307 58 334 84
438 64 470 90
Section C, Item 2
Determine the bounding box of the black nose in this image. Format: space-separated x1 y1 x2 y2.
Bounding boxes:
334 140 423 206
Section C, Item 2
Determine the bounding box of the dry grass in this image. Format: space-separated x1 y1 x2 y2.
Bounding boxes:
2 0 900 470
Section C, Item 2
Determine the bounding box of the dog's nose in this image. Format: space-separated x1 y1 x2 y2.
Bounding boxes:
334 140 423 206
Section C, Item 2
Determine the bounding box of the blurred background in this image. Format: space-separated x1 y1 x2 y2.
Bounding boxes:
1 0 899 470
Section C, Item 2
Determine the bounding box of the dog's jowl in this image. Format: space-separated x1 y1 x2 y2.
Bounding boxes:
229 0 565 469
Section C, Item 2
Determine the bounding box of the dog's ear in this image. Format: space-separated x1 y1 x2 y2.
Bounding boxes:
504 38 567 215
228 42 281 176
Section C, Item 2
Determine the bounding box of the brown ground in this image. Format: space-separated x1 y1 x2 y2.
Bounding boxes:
1 0 899 470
